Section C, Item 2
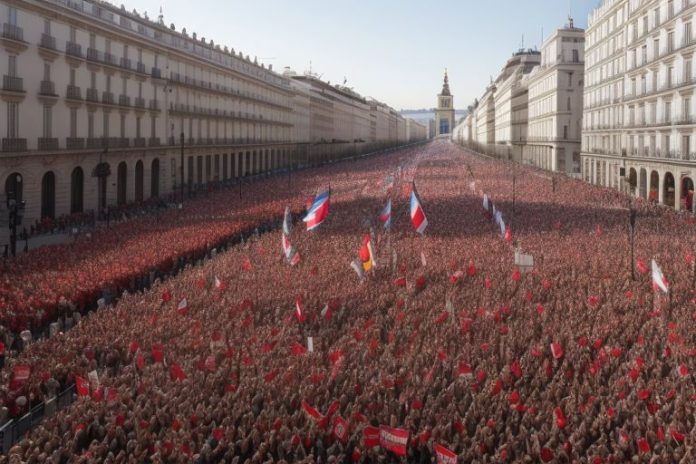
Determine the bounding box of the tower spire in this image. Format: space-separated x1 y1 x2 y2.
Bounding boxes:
441 68 451 96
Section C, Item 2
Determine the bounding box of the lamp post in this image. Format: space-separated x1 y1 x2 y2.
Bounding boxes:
7 196 25 258
180 132 184 206
629 206 636 280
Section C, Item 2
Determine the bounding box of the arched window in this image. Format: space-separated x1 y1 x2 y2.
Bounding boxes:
70 167 84 214
41 171 56 219
151 158 160 198
5 172 23 203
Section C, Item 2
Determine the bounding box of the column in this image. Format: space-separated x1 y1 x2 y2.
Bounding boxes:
658 171 665 204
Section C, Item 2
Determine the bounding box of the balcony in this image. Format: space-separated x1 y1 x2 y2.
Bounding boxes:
86 88 98 102
66 137 85 150
133 137 146 147
1 138 27 152
151 67 162 79
119 57 132 70
103 52 117 67
66 85 81 100
2 75 24 92
2 23 24 42
86 138 104 149
116 137 130 148
39 80 57 96
118 95 130 107
148 137 161 147
134 97 145 108
86 48 101 62
66 41 83 58
136 62 146 74
38 137 59 151
148 100 160 111
102 91 114 105
39 34 56 50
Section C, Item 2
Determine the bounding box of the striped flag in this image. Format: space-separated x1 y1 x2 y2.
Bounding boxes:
380 198 392 229
410 183 428 234
303 188 330 231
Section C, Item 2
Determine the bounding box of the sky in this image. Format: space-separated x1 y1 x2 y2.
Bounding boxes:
131 0 598 110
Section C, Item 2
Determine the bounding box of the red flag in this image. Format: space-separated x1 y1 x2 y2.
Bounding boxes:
295 298 305 323
670 428 685 443
435 443 457 464
242 257 253 272
162 289 171 302
554 406 567 429
363 426 380 448
302 400 323 421
380 426 409 456
135 352 145 370
291 342 307 356
638 437 650 454
550 342 564 360
325 399 340 418
10 365 31 391
75 375 89 397
151 344 164 363
170 363 187 381
332 415 349 443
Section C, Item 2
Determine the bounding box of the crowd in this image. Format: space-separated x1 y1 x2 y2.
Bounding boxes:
0 139 695 463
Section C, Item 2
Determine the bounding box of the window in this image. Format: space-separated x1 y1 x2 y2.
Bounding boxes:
43 105 52 138
684 135 691 157
103 112 109 138
684 97 691 121
567 97 571 111
668 67 674 86
654 7 660 27
90 71 96 89
87 111 94 138
665 101 672 122
7 102 18 138
136 116 141 138
572 49 579 63
686 23 693 45
89 33 96 49
123 44 129 59
70 108 77 137
653 39 660 58
121 77 127 94
120 114 126 138
43 19 51 35
8 55 16 77
150 115 156 137
70 26 76 43
686 60 693 83
138 82 142 98
8 6 17 26
69 68 76 86
105 39 111 55
668 31 675 52
563 125 568 139
641 45 647 64
568 72 572 87
43 62 50 81
106 75 111 92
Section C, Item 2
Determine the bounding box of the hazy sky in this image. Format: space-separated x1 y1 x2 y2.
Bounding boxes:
132 0 597 110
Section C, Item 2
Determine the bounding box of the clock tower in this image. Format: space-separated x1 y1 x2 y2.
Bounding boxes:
435 69 455 136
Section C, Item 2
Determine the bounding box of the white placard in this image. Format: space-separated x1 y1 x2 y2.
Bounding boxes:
307 337 314 353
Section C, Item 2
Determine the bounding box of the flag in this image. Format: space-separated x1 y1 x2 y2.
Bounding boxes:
282 233 294 260
302 400 322 421
359 234 376 272
363 426 380 448
410 183 428 234
170 363 187 381
380 199 392 229
295 298 305 323
177 298 188 315
483 194 489 211
333 415 349 443
303 189 330 231
651 259 669 293
321 304 332 320
379 425 410 456
290 251 301 266
435 444 457 464
551 342 564 360
283 206 293 235
351 259 365 280
75 375 89 397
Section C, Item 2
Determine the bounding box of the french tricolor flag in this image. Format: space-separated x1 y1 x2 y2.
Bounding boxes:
410 183 428 235
380 198 392 229
303 188 330 231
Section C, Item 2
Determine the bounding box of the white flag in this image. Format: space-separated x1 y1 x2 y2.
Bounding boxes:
651 259 669 293
283 206 293 236
483 194 489 211
177 298 188 311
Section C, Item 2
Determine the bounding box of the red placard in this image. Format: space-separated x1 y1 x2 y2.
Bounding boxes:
363 426 380 448
435 443 457 464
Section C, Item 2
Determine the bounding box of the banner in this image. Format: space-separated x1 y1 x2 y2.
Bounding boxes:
363 426 380 448
435 443 457 464
379 425 409 456
333 415 349 443
10 365 31 391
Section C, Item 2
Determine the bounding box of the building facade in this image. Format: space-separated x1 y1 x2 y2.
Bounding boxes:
523 21 585 173
582 0 696 211
435 70 454 136
0 0 425 245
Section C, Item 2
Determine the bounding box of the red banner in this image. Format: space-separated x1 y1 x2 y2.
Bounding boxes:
10 365 31 391
75 375 89 397
332 415 349 443
363 426 380 448
302 400 322 421
379 425 409 456
435 443 457 464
